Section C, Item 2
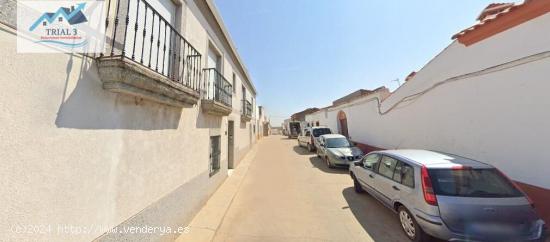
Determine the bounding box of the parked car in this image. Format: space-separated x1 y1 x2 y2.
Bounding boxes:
317 134 364 168
349 149 546 242
297 126 332 151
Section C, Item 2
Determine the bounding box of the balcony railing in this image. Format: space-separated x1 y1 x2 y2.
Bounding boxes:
242 100 252 120
203 68 232 108
101 0 202 91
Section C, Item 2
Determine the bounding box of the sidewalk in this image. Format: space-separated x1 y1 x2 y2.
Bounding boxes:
175 143 259 242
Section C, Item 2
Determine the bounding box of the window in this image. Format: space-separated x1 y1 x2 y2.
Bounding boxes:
428 168 522 197
209 136 221 176
393 162 403 183
401 163 415 187
58 17 63 22
232 73 236 93
392 161 414 188
312 128 331 137
362 154 380 170
251 97 255 116
378 156 398 179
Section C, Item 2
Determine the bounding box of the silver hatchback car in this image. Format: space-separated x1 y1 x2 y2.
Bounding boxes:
349 149 546 242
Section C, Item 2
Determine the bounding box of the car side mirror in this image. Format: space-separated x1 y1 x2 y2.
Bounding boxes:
353 161 362 167
320 143 325 147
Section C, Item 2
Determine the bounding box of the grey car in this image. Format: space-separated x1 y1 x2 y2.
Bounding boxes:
349 149 546 242
317 134 364 168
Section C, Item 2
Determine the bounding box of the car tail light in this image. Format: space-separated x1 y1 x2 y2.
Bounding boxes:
421 165 438 206
496 168 535 208
311 136 314 145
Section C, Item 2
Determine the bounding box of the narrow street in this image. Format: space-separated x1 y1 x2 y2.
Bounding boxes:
209 135 409 242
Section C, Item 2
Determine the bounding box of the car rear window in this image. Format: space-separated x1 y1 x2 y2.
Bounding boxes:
312 128 331 137
428 168 523 198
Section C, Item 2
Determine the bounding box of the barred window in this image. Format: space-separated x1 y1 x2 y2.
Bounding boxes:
209 136 221 176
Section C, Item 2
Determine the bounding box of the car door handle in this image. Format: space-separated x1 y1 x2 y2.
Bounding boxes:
392 185 400 191
368 174 374 178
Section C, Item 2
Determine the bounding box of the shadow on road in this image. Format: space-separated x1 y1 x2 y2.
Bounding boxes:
292 145 311 155
342 187 409 241
309 156 348 174
342 187 444 242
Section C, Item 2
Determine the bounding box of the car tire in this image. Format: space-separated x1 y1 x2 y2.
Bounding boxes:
352 174 364 193
535 229 547 242
397 206 429 242
326 157 334 169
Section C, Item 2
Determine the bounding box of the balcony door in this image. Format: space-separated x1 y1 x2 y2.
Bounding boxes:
242 86 246 114
207 46 221 100
124 0 177 74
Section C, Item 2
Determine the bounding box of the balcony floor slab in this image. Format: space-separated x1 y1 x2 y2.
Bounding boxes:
201 100 232 116
97 56 200 107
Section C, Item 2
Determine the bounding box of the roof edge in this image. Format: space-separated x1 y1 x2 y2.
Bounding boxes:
204 0 257 95
453 0 550 46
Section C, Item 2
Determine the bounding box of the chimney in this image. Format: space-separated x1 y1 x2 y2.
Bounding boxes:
71 5 75 12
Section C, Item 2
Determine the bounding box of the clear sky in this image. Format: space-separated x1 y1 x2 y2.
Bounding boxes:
214 0 517 126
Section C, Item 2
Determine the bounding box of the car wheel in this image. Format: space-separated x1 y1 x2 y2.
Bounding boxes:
326 157 334 169
398 206 428 242
535 229 547 242
352 174 364 193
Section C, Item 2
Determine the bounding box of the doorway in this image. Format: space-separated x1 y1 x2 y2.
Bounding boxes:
338 111 349 138
228 121 235 169
207 45 221 100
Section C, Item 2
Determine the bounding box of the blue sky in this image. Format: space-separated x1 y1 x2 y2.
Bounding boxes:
214 0 515 126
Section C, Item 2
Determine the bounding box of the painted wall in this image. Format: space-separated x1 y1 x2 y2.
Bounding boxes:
183 0 258 166
0 0 258 240
306 13 550 221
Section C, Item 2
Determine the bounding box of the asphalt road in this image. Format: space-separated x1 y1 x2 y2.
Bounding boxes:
212 135 410 242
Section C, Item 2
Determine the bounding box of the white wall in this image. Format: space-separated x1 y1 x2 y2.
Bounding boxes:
184 0 257 165
307 13 550 190
0 0 258 240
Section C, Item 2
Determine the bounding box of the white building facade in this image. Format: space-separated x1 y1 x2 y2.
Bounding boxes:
306 0 550 224
0 0 260 241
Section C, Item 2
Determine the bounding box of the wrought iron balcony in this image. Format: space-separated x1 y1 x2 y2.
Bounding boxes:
202 68 232 116
241 100 252 122
97 0 202 107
